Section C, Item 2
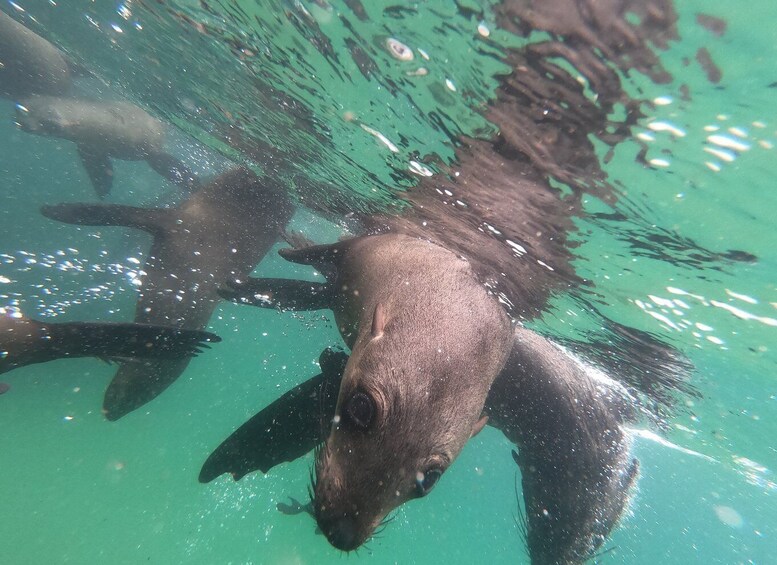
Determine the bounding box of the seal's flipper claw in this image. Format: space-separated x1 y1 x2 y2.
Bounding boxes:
276 497 314 517
77 144 113 198
218 277 334 311
199 349 347 483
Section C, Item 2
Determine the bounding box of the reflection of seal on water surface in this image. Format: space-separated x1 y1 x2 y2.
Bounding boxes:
0 382 10 395
16 95 197 197
0 11 72 98
41 167 292 420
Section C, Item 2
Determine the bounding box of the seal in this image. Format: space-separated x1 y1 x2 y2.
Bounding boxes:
16 95 198 197
40 167 292 420
202 234 677 564
212 233 516 550
0 11 72 98
0 311 220 375
202 332 639 564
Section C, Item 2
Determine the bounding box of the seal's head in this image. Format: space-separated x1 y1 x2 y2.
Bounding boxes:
314 297 512 550
14 96 68 136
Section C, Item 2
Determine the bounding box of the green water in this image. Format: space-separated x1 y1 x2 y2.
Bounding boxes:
1 1 775 563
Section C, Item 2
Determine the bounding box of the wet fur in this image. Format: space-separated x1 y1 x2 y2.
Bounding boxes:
487 328 639 564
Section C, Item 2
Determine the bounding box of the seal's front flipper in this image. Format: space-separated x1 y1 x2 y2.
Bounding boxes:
199 348 348 483
77 144 113 198
103 357 191 421
41 202 169 235
278 240 352 282
486 327 637 565
147 151 199 193
219 277 334 311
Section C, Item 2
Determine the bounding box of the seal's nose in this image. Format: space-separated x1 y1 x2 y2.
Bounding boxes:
320 516 360 551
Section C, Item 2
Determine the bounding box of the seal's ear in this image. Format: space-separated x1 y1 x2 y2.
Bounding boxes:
371 303 386 339
470 415 489 438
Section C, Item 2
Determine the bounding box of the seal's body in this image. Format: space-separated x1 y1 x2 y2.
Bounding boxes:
17 95 197 196
41 167 292 419
0 11 72 98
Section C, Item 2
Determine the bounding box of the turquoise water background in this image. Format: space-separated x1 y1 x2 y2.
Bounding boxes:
1 1 775 563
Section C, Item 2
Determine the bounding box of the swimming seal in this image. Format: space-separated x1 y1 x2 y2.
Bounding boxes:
211 233 515 549
204 336 637 564
40 167 292 420
0 311 220 375
16 95 198 197
0 11 72 98
203 234 641 563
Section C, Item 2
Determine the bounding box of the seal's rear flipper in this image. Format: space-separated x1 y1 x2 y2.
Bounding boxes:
77 144 113 198
0 316 220 375
199 348 347 483
218 277 334 311
486 327 637 565
147 151 200 194
41 202 169 235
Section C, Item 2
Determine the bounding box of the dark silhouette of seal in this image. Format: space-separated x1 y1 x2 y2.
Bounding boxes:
40 167 292 420
0 11 72 98
0 311 219 375
16 95 198 197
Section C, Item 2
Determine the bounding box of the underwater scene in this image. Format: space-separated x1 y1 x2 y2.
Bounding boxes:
1 1 775 563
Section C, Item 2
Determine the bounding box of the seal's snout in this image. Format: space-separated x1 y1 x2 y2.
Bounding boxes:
319 516 360 552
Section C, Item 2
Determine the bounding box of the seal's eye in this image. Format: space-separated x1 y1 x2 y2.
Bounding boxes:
415 468 443 497
345 391 374 430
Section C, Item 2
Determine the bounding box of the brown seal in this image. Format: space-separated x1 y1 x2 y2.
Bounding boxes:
203 233 688 563
211 233 515 549
40 167 292 419
16 95 198 197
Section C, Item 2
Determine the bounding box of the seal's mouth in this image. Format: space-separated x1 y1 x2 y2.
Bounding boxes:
311 442 385 551
315 506 389 552
317 515 363 551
